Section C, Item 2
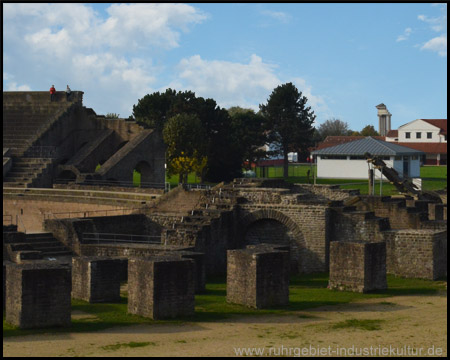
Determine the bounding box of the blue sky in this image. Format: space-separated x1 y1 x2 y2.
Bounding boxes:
3 3 447 132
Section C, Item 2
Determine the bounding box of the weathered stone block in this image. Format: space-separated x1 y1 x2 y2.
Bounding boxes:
72 256 122 303
177 251 206 294
5 262 71 329
227 245 290 309
384 229 447 280
329 241 387 293
127 256 195 320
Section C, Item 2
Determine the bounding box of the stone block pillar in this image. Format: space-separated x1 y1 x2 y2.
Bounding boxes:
72 256 122 303
5 262 71 329
127 256 195 320
227 245 290 309
329 241 387 293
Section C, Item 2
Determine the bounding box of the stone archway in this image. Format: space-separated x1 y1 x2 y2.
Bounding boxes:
134 160 152 186
239 209 306 274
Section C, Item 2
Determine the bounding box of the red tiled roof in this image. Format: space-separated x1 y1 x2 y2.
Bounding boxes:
396 142 447 154
386 130 398 138
421 119 447 135
314 136 385 150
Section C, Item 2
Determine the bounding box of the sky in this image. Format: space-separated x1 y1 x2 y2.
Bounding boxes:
3 3 447 132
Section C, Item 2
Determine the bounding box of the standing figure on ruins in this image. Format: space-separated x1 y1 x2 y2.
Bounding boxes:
50 85 56 102
66 85 71 101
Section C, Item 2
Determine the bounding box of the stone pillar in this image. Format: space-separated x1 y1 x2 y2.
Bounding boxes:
127 256 195 320
376 103 392 137
72 256 122 303
227 245 290 309
5 262 72 329
329 241 387 293
177 251 206 294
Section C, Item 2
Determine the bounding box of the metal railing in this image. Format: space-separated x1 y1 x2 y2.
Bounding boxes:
82 232 161 245
23 146 60 159
43 207 144 220
54 178 170 191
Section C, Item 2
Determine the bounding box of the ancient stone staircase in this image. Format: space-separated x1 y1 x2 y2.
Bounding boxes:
3 158 53 188
3 92 80 187
162 186 239 246
5 231 73 262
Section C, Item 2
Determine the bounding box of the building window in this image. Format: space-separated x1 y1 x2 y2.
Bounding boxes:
405 132 410 139
321 155 347 160
427 132 432 139
416 132 421 139
411 155 418 160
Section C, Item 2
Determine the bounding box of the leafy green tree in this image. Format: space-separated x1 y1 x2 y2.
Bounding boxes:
163 113 207 184
360 125 379 136
259 82 316 179
228 108 268 170
316 118 351 140
105 113 120 119
132 89 242 182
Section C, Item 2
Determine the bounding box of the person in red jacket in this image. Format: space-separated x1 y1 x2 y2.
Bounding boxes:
50 85 56 102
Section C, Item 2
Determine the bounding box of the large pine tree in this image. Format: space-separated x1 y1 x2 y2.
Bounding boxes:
260 83 316 178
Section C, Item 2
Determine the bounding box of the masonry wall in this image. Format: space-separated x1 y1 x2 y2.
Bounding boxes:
384 229 447 280
227 246 290 309
4 198 130 233
354 196 428 229
127 257 195 319
239 204 330 274
329 241 387 293
5 262 72 329
329 208 390 243
72 257 122 303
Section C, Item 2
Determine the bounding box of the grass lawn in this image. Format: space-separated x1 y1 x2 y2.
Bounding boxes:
3 274 446 337
255 165 447 196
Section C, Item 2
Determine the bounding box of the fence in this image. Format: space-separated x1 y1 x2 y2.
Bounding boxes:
254 163 316 179
82 232 161 245
23 146 60 158
54 178 170 192
43 207 144 220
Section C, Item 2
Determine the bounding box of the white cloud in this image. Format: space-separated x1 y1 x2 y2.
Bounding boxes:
421 34 447 57
172 54 280 110
168 54 327 119
3 3 207 117
396 27 412 42
261 10 292 24
418 4 447 57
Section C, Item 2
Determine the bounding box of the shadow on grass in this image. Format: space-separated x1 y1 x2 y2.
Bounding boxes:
4 273 446 336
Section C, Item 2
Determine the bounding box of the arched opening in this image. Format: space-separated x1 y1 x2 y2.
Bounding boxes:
240 210 306 274
134 160 152 187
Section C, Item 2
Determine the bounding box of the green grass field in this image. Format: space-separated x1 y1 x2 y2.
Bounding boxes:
133 164 446 195
3 274 446 337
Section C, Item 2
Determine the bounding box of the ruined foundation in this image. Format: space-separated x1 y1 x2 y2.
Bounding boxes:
71 256 122 303
329 241 387 293
227 245 290 309
5 262 71 329
127 256 195 320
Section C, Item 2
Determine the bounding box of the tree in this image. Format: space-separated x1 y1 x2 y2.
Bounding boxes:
228 108 268 170
132 89 242 182
316 118 351 140
360 125 379 136
163 113 207 184
259 82 316 179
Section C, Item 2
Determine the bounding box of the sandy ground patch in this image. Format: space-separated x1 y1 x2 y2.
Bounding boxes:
3 292 447 357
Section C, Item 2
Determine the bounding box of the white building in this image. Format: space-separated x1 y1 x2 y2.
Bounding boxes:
385 119 447 165
311 137 424 180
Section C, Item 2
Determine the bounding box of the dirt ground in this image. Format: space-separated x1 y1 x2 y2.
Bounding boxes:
3 292 447 357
